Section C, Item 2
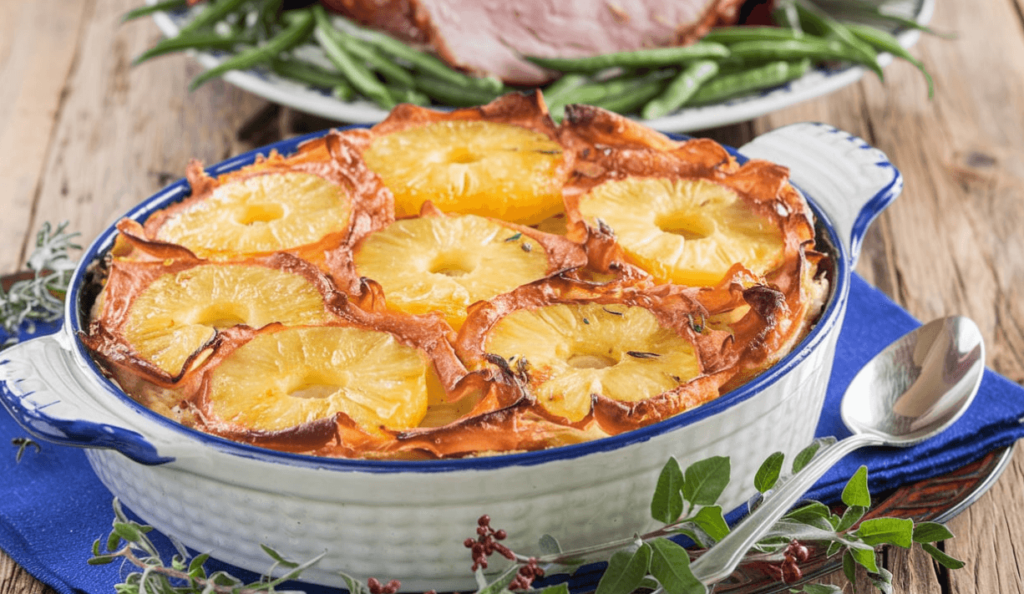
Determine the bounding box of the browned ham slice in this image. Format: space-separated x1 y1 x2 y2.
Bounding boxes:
322 0 746 85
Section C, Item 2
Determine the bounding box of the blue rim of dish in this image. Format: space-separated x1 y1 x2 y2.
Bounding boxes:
61 126 860 472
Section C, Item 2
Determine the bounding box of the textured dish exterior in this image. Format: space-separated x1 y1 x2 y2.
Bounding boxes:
84 324 839 590
0 122 901 592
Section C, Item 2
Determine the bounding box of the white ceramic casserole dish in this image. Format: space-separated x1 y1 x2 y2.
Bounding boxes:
0 122 900 592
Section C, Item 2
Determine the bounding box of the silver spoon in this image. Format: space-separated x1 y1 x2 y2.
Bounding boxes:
688 316 985 586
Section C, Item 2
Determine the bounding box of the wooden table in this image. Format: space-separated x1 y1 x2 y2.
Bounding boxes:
2 1 1023 592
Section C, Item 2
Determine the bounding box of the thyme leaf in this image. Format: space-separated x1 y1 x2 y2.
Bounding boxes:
626 351 660 359
11 437 40 463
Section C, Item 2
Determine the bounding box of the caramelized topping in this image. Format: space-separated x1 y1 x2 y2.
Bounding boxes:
82 95 828 459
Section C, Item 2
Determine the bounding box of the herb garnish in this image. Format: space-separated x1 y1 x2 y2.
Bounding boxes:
626 351 660 359
1 222 80 348
11 437 40 463
505 233 523 243
90 441 962 593
688 313 705 334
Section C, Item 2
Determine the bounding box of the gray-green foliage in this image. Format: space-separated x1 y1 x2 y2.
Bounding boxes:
0 222 80 347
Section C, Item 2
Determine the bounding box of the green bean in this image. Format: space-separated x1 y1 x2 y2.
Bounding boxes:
270 58 347 90
688 59 810 105
527 42 730 73
333 84 355 101
179 0 248 35
542 73 588 103
771 2 804 36
312 6 395 108
549 70 676 109
386 84 430 106
133 31 253 65
817 0 956 39
701 26 804 44
727 38 880 75
332 33 415 88
257 0 284 37
592 75 672 114
189 9 314 90
642 60 720 119
792 0 884 79
541 74 589 121
845 22 934 97
269 57 357 100
122 0 187 23
412 73 502 107
361 30 504 93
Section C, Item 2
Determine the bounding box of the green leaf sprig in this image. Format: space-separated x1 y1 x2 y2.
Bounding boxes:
1 222 80 348
90 499 324 594
123 0 942 119
89 440 964 594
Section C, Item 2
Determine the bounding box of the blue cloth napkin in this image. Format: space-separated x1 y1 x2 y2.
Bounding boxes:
2 274 1023 594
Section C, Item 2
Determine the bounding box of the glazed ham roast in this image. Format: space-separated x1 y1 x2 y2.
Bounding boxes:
83 93 829 459
321 0 747 84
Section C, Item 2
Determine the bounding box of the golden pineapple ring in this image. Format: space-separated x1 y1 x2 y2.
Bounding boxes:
128 132 393 267
483 302 702 423
576 176 785 286
201 325 431 434
84 255 335 381
349 93 571 225
156 171 351 258
351 206 586 330
561 104 817 288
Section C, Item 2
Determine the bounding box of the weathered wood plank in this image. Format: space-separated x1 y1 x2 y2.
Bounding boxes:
0 0 91 274
945 448 1024 593
0 553 52 594
26 0 276 264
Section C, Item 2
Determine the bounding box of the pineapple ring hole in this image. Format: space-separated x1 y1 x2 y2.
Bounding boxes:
288 371 344 400
428 251 481 277
236 203 285 225
655 212 715 241
446 147 483 165
566 353 617 370
192 305 248 328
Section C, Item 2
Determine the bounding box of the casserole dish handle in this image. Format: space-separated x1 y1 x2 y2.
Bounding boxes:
738 122 902 267
0 330 174 465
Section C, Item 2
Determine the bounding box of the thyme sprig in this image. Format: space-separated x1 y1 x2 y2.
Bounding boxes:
89 441 962 594
1 222 81 347
91 500 323 594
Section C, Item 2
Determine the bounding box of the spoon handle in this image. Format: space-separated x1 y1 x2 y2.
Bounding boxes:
688 433 884 585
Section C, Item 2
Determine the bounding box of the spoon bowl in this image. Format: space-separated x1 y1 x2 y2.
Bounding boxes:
842 316 985 445
689 316 985 585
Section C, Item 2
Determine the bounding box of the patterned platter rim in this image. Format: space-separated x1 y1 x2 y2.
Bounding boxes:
1 272 1013 592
